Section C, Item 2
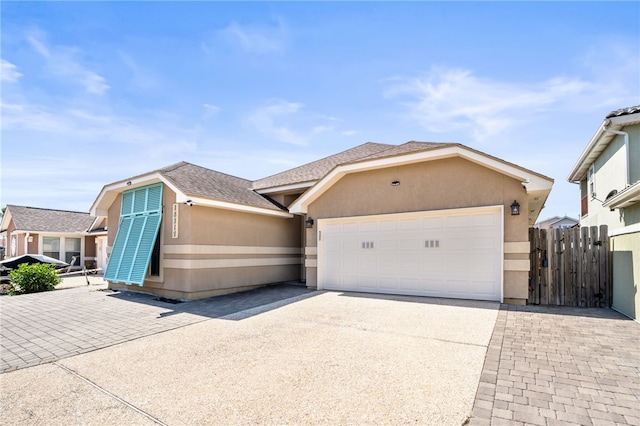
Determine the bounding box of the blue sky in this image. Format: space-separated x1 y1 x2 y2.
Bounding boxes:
1 2 639 220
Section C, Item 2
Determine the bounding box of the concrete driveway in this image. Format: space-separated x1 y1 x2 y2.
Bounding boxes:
0 288 499 425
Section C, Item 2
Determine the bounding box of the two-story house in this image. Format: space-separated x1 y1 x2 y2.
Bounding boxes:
568 105 640 320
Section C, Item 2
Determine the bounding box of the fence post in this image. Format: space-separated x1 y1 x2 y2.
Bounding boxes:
579 226 591 306
599 224 609 308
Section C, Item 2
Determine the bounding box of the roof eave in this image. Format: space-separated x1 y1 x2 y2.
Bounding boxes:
568 113 640 183
602 181 640 210
90 173 168 216
181 196 293 218
255 181 316 195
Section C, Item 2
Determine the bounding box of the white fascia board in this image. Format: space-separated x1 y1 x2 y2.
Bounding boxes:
568 113 640 183
90 173 165 216
568 121 607 183
255 181 316 195
609 222 640 237
176 195 293 218
13 230 86 237
290 146 552 214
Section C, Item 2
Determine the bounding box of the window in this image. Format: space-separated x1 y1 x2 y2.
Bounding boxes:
43 237 60 260
588 164 596 198
150 232 161 276
65 238 81 265
104 183 163 285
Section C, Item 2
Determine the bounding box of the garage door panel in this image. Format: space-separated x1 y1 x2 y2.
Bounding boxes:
399 218 421 230
319 207 502 302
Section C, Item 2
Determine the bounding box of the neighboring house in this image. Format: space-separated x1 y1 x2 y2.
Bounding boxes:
90 141 553 305
568 105 640 320
0 205 108 270
534 215 579 231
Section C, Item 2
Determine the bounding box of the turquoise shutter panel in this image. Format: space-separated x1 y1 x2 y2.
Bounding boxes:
121 191 134 216
128 213 162 284
146 184 163 211
103 216 133 281
104 183 163 286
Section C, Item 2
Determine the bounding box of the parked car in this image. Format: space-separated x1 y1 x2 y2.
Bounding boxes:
0 254 69 283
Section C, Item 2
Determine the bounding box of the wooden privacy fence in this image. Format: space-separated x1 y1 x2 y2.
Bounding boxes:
529 225 609 307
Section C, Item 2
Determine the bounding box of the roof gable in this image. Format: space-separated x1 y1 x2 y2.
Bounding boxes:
4 205 94 233
289 143 554 226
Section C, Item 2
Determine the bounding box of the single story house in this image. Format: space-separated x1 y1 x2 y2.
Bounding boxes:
0 205 108 270
91 141 553 304
534 215 579 231
568 105 640 320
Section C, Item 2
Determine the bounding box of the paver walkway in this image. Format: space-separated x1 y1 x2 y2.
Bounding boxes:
470 304 640 426
0 284 314 373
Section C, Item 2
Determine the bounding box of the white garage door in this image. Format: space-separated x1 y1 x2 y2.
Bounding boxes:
317 206 503 301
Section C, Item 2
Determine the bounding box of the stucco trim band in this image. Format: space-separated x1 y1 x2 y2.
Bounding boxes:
164 245 302 255
504 259 530 272
164 257 303 269
504 242 529 254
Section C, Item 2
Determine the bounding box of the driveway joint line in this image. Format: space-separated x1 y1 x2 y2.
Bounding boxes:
54 361 168 426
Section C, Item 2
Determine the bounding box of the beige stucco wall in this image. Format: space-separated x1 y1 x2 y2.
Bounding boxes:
611 232 639 321
304 157 530 302
106 184 302 300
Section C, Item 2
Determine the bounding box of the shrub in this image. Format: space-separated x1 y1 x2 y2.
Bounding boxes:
8 263 61 295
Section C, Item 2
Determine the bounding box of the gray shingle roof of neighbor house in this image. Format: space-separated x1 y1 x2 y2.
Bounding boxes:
606 105 640 118
158 162 284 211
6 205 94 233
251 142 394 190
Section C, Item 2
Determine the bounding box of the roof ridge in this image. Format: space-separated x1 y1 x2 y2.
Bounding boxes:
6 204 90 215
160 161 252 184
251 142 394 189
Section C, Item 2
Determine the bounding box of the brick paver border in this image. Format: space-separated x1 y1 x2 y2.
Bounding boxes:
470 305 640 426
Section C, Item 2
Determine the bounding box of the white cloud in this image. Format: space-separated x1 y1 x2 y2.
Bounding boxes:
1 59 23 83
203 103 221 116
26 30 109 95
219 19 287 54
385 67 594 141
247 99 335 146
118 51 159 91
342 130 358 136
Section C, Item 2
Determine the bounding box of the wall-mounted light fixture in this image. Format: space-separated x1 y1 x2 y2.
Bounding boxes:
126 181 132 186
185 199 193 207
305 217 314 228
510 200 520 216
391 180 400 186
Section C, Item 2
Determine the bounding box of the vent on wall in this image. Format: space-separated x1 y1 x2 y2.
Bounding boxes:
425 240 440 248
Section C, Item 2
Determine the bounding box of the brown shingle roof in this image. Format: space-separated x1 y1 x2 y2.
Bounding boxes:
159 162 282 211
7 205 94 233
252 142 394 190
